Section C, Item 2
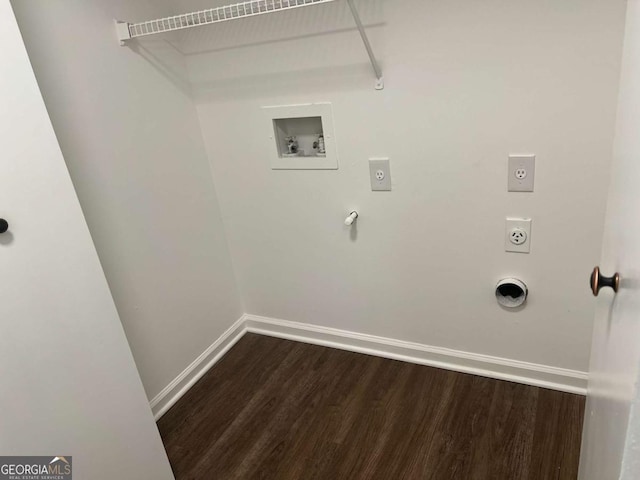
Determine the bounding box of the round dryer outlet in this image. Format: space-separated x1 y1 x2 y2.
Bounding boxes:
509 228 527 245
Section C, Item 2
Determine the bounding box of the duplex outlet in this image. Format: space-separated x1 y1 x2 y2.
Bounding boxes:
508 154 535 192
369 158 391 191
505 218 532 253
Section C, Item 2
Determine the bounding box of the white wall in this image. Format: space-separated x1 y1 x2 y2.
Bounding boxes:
180 0 626 372
11 0 243 401
11 0 627 391
1 2 172 477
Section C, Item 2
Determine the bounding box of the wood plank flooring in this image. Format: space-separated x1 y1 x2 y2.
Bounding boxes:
158 333 585 479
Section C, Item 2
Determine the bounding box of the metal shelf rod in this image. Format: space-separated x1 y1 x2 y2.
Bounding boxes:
346 0 383 90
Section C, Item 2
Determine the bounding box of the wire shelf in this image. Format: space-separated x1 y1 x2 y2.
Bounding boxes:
126 0 337 39
115 0 383 89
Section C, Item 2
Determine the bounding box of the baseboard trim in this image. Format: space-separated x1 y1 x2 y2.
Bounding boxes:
151 313 587 420
243 314 588 395
150 316 246 420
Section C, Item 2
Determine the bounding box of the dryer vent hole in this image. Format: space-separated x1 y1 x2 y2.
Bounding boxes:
497 284 523 299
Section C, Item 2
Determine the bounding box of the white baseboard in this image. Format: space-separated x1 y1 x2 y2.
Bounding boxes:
151 313 587 420
243 314 588 395
149 316 246 420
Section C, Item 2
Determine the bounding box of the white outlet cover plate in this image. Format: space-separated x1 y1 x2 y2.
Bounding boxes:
505 218 532 253
508 154 535 192
369 158 391 191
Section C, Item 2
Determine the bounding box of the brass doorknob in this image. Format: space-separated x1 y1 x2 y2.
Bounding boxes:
590 266 620 296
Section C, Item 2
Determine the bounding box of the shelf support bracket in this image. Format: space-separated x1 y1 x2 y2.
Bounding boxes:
115 20 131 46
345 0 384 90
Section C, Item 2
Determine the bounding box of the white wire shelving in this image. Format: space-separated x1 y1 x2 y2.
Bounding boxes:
115 0 384 90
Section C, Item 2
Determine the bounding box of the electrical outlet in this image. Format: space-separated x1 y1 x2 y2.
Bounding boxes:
369 158 391 191
505 218 532 253
508 154 535 192
509 228 527 245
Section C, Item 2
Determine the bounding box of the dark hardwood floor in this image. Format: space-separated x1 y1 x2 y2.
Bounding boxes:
158 333 585 479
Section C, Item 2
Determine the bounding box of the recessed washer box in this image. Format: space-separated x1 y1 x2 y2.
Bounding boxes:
262 103 338 170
